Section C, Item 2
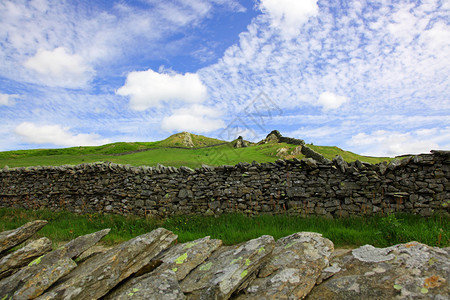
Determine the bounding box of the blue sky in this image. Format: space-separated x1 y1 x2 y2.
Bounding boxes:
0 0 449 157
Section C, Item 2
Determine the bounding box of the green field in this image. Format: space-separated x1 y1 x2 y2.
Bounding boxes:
0 132 392 168
0 208 447 248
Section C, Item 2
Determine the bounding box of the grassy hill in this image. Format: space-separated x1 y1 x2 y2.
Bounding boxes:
0 133 392 169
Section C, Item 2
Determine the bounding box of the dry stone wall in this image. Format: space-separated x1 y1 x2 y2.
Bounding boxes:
0 151 449 218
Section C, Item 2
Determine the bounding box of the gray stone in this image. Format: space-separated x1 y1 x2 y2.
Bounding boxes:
0 247 77 299
0 220 48 253
0 237 52 279
181 235 275 299
104 270 186 300
63 228 111 259
333 155 348 173
307 241 450 299
154 236 223 281
37 228 177 300
236 232 334 299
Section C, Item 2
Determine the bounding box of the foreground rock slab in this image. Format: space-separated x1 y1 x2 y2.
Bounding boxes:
306 241 450 299
181 235 275 300
0 228 111 299
105 270 186 300
0 237 52 279
0 247 77 299
236 232 334 299
155 236 223 281
37 228 177 300
0 220 48 253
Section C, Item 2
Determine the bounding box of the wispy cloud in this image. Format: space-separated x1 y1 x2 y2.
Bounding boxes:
0 93 18 106
348 127 450 157
199 0 450 154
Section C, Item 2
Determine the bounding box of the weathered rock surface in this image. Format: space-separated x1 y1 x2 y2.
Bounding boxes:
155 236 223 280
0 237 52 279
181 235 275 299
0 247 77 299
236 232 334 299
0 222 449 300
0 220 48 253
38 228 177 300
62 228 110 259
105 269 186 300
182 131 195 148
0 228 110 299
306 241 450 299
233 136 248 148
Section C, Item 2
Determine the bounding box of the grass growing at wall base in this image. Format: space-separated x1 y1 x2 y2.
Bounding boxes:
0 208 447 248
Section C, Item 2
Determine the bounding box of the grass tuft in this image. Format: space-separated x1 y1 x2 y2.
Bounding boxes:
0 208 447 248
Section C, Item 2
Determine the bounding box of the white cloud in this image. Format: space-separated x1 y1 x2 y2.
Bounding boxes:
161 104 225 133
117 69 208 111
348 127 450 157
14 122 110 147
23 47 94 88
258 0 319 38
0 93 18 106
317 92 349 111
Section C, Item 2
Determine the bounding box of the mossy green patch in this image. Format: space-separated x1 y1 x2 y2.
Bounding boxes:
240 270 248 278
245 258 251 266
28 255 43 267
175 252 188 264
183 241 200 250
284 241 298 249
258 247 265 254
199 262 213 271
230 257 243 265
393 284 402 290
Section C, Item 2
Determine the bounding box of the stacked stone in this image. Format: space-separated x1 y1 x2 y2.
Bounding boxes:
0 151 448 218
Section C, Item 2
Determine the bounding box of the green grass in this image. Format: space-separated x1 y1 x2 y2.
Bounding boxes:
0 141 392 169
0 143 300 169
1 208 447 249
307 144 393 163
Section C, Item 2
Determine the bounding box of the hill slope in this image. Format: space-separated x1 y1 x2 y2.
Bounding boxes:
0 132 392 168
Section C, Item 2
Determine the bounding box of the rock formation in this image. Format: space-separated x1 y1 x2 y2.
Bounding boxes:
182 132 195 148
0 221 448 299
233 136 248 148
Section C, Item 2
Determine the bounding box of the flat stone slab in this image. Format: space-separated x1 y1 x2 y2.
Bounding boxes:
0 220 48 253
0 247 77 299
181 235 275 300
307 241 450 299
0 228 111 299
105 270 186 300
0 237 52 279
37 228 177 300
154 236 223 280
236 232 334 299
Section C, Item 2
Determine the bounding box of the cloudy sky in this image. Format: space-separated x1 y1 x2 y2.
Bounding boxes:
1 0 449 157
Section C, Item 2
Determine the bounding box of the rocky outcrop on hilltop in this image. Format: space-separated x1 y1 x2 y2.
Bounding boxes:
0 221 448 299
182 132 195 148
